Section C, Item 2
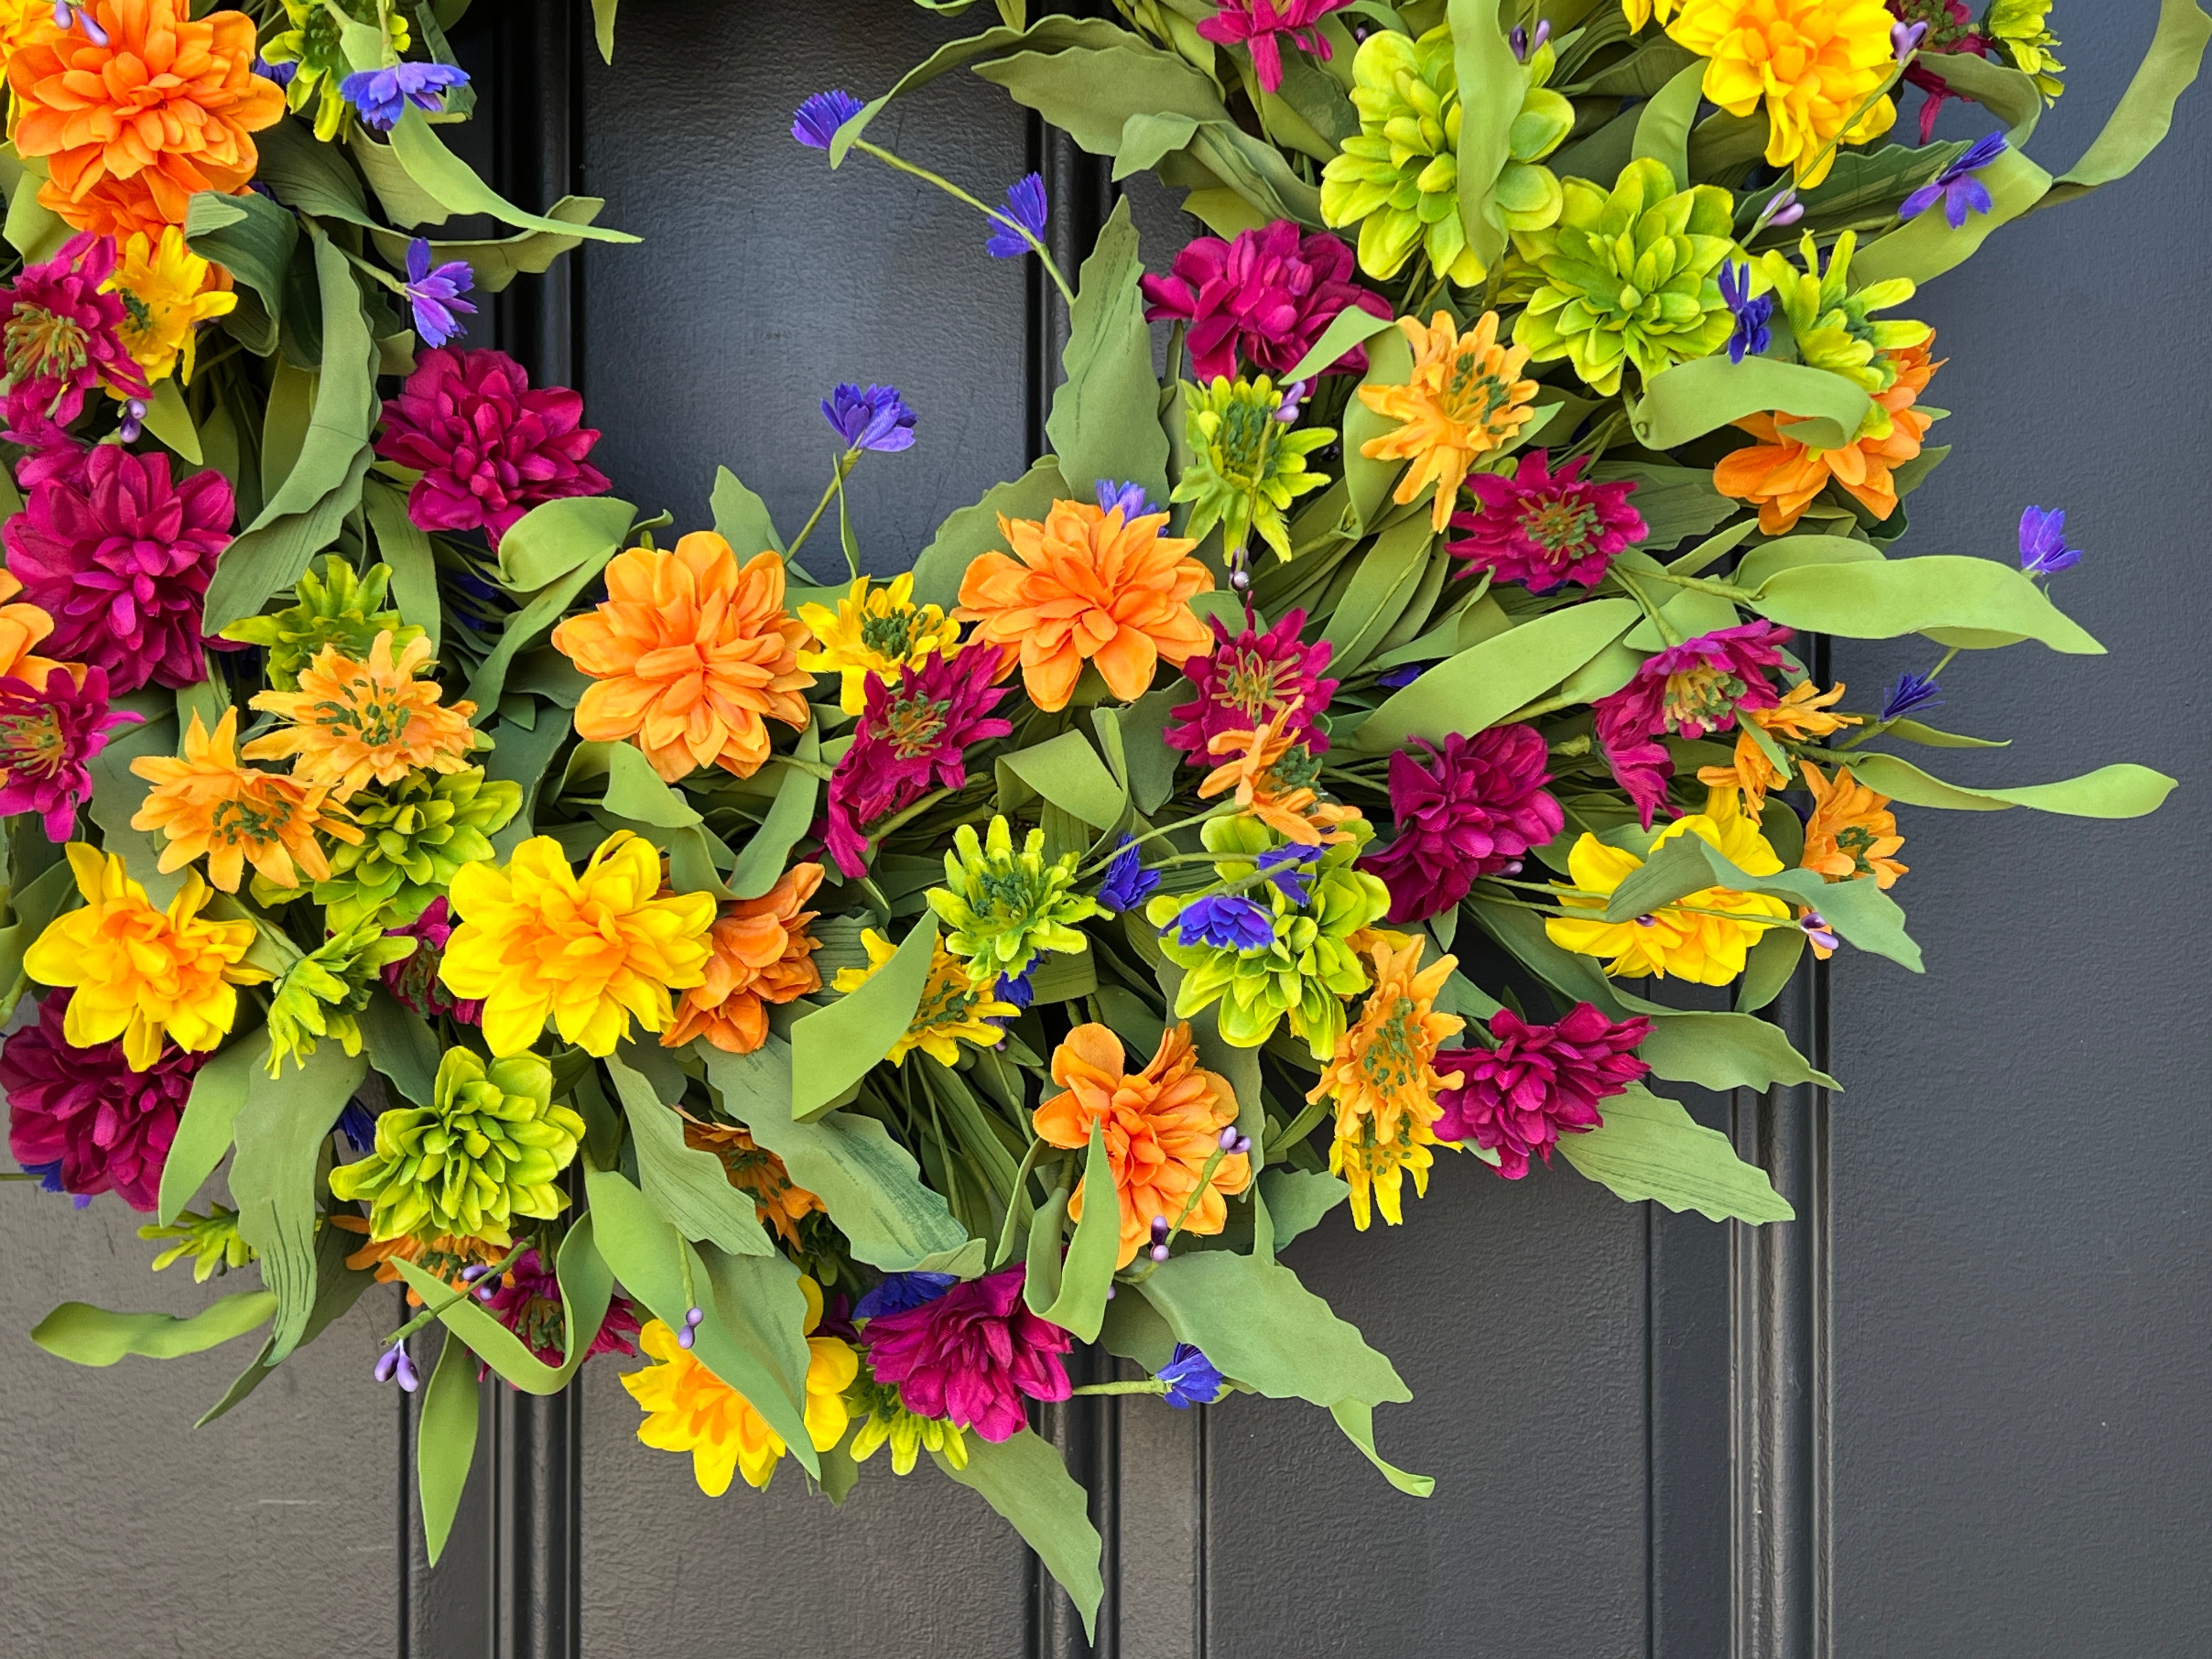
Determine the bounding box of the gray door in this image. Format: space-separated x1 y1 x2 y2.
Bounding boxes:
1 4 2204 1657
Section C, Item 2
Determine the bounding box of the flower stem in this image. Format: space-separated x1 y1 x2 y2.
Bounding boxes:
787 449 859 563
381 1240 529 1346
1073 804 1235 879
851 139 1078 308
1071 1379 1172 1396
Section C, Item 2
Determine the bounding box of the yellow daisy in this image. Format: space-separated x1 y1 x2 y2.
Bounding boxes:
104 227 236 386
796 572 964 716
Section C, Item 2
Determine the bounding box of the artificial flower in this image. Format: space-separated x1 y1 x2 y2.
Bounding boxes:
1798 760 1907 888
245 630 483 801
130 706 358 892
1623 0 1682 24
984 174 1048 259
259 0 409 140
791 88 865 150
0 663 136 840
1164 607 1336 765
1172 374 1336 562
1092 834 1161 915
2017 504 2081 576
1036 1021 1251 1267
219 556 421 690
262 919 416 1075
1594 619 1793 826
0 571 63 689
1752 231 1929 397
1197 706 1362 845
1544 809 1794 983
1751 679 1861 741
7 0 284 239
1 229 148 439
22 843 268 1069
1156 1344 1227 1408
1194 0 1347 91
663 862 826 1054
373 347 610 546
339 61 469 132
681 1118 826 1248
956 498 1214 712
1666 0 1899 187
821 381 918 450
854 1273 958 1320
439 830 718 1058
1713 339 1943 533
1309 934 1463 1229
1447 451 1646 591
552 533 811 781
1432 1004 1652 1178
831 929 1022 1067
928 816 1098 984
824 644 1012 877
1357 311 1540 532
1899 130 2008 227
309 766 521 930
400 238 476 348
1719 260 1774 364
1694 729 1792 816
140 1204 254 1280
1983 0 2062 96
478 1247 641 1371
379 896 481 1024
1139 221 1388 383
103 225 233 386
796 572 964 715
1879 669 1943 721
862 1265 1073 1443
1361 726 1564 923
1165 893 1278 951
330 1214 503 1300
845 1365 969 1475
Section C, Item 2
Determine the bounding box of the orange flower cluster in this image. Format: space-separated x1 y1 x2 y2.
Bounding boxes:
1714 341 1943 534
1311 935 1463 1230
131 707 359 892
0 569 64 686
246 631 482 802
1357 311 1540 531
1799 760 1906 889
663 862 825 1054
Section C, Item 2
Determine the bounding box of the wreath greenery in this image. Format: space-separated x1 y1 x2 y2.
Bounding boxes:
0 0 2200 1626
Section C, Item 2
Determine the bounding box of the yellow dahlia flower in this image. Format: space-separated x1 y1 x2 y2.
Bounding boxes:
795 572 963 716
23 843 270 1070
245 630 483 803
1544 804 1792 983
104 226 236 386
439 830 716 1058
1667 0 1898 187
1623 0 1682 25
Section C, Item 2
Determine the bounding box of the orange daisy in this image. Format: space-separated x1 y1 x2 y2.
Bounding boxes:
1752 680 1861 742
1035 1022 1252 1269
1713 340 1943 534
1798 760 1906 889
131 706 358 891
330 1214 504 1307
1197 702 1362 845
8 0 284 240
956 499 1214 713
1695 732 1792 817
662 861 826 1054
551 533 812 782
680 1117 827 1249
244 631 481 802
1357 311 1541 531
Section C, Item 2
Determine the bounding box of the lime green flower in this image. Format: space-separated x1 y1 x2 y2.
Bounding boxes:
1171 376 1335 563
1984 0 2063 98
221 556 423 691
265 921 420 1076
1752 230 1931 402
259 0 413 142
927 816 1098 984
1146 817 1388 1060
846 1369 970 1475
1509 157 1738 396
329 1049 584 1247
312 767 523 932
140 1205 255 1283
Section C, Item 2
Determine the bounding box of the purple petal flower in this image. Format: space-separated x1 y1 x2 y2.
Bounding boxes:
340 63 470 134
1434 1006 1651 1179
1878 670 1944 722
2017 504 2080 576
1718 261 1774 365
1254 842 1323 906
1140 221 1389 383
997 959 1039 1013
1375 661 1431 690
792 88 865 151
1096 479 1159 520
1166 893 1276 951
1891 19 1928 60
1157 1342 1226 1408
1362 727 1564 923
401 238 476 349
862 1266 1071 1442
855 1271 961 1320
1899 131 2008 229
1094 833 1161 915
985 173 1049 259
1799 910 1841 954
337 1096 382 1156
822 382 917 452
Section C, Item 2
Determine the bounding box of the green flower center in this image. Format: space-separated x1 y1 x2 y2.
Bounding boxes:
5 306 89 392
0 707 66 778
883 691 949 759
208 793 301 849
313 685 410 749
1358 996 1419 1096
1518 494 1599 557
1443 353 1517 427
1218 648 1295 723
1833 823 1883 876
1211 395 1280 488
1662 667 1745 734
1271 744 1324 792
859 608 927 661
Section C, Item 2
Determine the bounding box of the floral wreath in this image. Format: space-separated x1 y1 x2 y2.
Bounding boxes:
0 0 2198 1626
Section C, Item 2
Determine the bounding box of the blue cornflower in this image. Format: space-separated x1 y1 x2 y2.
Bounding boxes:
1156 1343 1226 1409
854 1271 960 1320
340 63 470 133
1718 261 1773 365
1899 131 2008 229
19 1156 64 1195
2017 504 2081 577
822 382 917 452
1254 842 1323 906
1375 661 1432 690
1878 670 1944 723
401 238 476 348
1165 893 1276 951
1096 479 1158 520
254 55 295 89
997 959 1039 1012
337 1097 383 1155
792 88 866 150
986 173 1049 259
1094 834 1161 915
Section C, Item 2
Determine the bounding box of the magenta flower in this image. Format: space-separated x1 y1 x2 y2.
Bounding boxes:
1165 607 1336 765
1141 221 1388 384
825 647 1013 876
1447 450 1646 591
1194 0 1351 93
0 232 148 446
1434 1005 1652 1179
373 347 610 548
381 897 482 1024
862 1265 1073 1442
1360 726 1563 924
3 443 234 692
476 1247 641 1378
1593 621 1792 828
0 664 139 841
2 988 206 1211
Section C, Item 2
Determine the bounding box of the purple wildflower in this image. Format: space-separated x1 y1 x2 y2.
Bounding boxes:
1157 1343 1227 1408
1094 834 1161 915
1165 893 1276 951
400 239 476 348
340 62 470 133
1254 842 1323 905
792 88 865 150
822 382 917 452
1096 478 1158 520
1718 261 1774 364
986 173 1048 259
1878 670 1943 722
1899 131 2007 229
2017 504 2080 576
855 1271 961 1321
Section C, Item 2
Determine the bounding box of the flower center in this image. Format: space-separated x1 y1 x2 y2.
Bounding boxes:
858 607 925 662
1269 742 1323 793
314 682 411 750
207 791 299 848
1358 996 1419 1097
1833 823 1883 876
1218 648 1292 721
1662 665 1745 734
0 706 67 778
882 691 949 759
1212 396 1278 488
1894 0 1974 49
5 305 89 392
1440 350 1515 428
1517 493 1599 557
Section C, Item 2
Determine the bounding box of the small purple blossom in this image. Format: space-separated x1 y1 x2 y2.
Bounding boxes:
1166 893 1276 951
1096 479 1158 520
1899 131 2007 229
1718 261 1774 364
374 1341 421 1392
854 1271 960 1321
2016 504 2081 576
986 173 1049 259
1510 19 1550 60
1273 378 1310 421
997 959 1039 1013
400 239 476 349
254 55 295 89
337 1096 381 1155
1754 188 1803 232
1891 19 1929 60
1878 670 1944 722
1094 834 1161 915
1254 842 1322 906
792 88 866 150
340 63 471 133
822 382 917 452
52 3 106 47
1799 911 1841 953
1157 1343 1227 1408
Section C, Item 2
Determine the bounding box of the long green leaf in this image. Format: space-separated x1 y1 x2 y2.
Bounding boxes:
393 1217 615 1396
156 1034 258 1225
906 458 1066 612
1558 1085 1794 1222
1031 1118 1118 1341
1139 1249 1409 1408
386 108 637 242
228 1042 366 1362
1841 753 2175 817
936 1431 1105 1639
606 1049 773 1256
200 1217 377 1425
1045 196 1168 504
1631 60 1706 186
2040 0 2212 210
1630 356 1872 452
31 1291 275 1366
1448 0 1520 276
497 494 640 590
728 746 820 900
417 1328 483 1567
1748 554 2103 653
997 730 1128 832
789 917 939 1118
1352 599 1639 753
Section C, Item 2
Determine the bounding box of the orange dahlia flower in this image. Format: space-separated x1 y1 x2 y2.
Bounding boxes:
245 630 482 803
131 706 359 891
1357 311 1541 532
8 0 284 240
662 861 825 1054
956 499 1214 713
680 1117 826 1248
1713 340 1943 534
330 1214 504 1306
1035 1021 1252 1269
552 533 812 782
1798 760 1906 889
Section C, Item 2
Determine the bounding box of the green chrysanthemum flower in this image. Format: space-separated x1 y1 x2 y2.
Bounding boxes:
1752 230 1931 401
927 816 1098 984
1146 817 1388 1060
265 922 420 1076
1171 376 1335 563
140 1205 255 1283
329 1049 583 1248
1984 0 2064 98
260 0 413 143
312 767 523 932
221 555 423 690
1319 27 1573 286
1509 157 1739 397
845 1370 970 1476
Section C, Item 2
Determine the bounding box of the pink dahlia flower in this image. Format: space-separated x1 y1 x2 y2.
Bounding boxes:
381 898 483 1025
373 347 610 547
1594 620 1793 828
3 443 234 692
0 233 148 446
1194 0 1351 92
1165 606 1336 765
1141 219 1389 384
1434 1005 1652 1178
2 988 206 1211
0 664 140 841
1448 451 1646 591
477 1247 641 1380
825 648 1012 877
862 1265 1073 1442
1360 726 1563 923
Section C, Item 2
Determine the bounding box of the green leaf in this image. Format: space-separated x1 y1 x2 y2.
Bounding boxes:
31 1291 276 1367
463 539 626 712
1139 1249 1409 1408
1558 1085 1793 1222
1747 555 2103 653
483 703 574 856
1731 922 1806 1014
591 0 618 61
1330 1398 1435 1497
1626 1005 1836 1091
1593 462 1739 552
362 478 441 652
356 990 442 1107
908 459 1067 612
998 730 1128 831
348 128 453 228
367 197 608 292
140 376 201 465
1282 304 1395 382
393 1218 615 1396
936 1431 1104 1639
1352 599 1640 753
252 110 376 227
1256 1167 1347 1248
710 465 785 555
1840 754 2175 817
2041 0 2212 210
200 1217 376 1425
729 753 820 900
155 1034 258 1226
1045 197 1168 505
606 1049 773 1256
184 190 297 357
1629 356 1872 453
563 739 701 830
1320 518 1434 676
1031 1119 1118 1341
1731 532 1880 591
1632 59 1706 187
385 108 639 242
1448 0 1520 276
1848 144 2052 289
1466 892 1630 1012
496 494 638 590
1880 718 2008 749
417 1328 482 1567
789 917 939 1119
977 43 1227 158
228 1042 366 1362
1341 321 1414 532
